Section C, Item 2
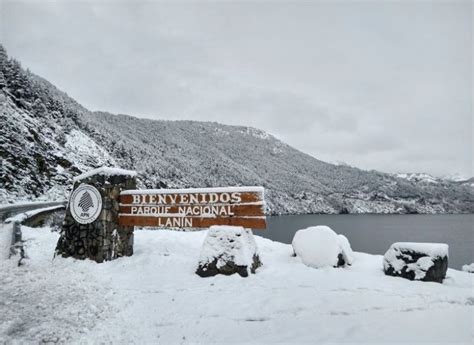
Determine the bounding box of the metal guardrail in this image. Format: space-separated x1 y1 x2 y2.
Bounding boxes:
0 201 67 222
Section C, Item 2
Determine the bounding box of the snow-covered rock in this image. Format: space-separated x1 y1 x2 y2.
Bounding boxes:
196 226 262 277
337 234 355 265
291 225 354 268
461 263 474 273
383 242 448 283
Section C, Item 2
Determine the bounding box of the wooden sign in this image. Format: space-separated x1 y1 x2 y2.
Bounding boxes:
118 187 266 229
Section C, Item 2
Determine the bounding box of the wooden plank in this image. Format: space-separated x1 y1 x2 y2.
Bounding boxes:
119 204 265 217
118 215 267 229
119 191 263 205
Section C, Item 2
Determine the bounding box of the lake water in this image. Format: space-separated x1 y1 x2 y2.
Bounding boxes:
257 214 474 269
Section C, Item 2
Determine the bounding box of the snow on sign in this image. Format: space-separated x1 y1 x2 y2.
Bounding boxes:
118 187 266 229
69 184 103 224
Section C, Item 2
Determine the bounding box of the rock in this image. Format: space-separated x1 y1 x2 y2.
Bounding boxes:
462 263 474 273
383 242 448 283
196 226 262 278
337 234 355 265
291 225 354 268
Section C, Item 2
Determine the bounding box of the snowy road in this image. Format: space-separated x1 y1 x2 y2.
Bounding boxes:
1 227 473 344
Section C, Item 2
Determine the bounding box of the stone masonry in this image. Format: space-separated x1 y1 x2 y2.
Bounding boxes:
55 168 136 263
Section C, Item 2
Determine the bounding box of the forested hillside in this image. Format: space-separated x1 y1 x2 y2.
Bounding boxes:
1 44 473 214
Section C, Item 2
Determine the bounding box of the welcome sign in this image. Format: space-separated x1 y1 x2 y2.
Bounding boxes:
118 187 266 229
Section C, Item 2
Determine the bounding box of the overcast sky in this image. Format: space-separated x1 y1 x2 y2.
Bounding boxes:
1 0 472 177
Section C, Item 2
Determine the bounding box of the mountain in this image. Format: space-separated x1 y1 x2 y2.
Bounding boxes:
0 44 473 214
396 173 474 188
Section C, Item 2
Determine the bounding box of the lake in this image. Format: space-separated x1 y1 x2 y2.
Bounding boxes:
258 214 474 269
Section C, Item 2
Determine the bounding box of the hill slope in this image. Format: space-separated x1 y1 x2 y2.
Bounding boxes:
0 44 472 214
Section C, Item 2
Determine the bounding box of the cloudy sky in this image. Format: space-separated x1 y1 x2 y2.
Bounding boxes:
2 0 472 177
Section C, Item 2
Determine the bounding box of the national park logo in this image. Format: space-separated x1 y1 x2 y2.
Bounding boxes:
78 191 94 212
70 184 103 224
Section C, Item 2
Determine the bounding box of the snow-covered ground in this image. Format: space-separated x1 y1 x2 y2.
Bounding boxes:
1 226 473 344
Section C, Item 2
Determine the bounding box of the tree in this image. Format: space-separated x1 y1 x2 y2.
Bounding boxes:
0 44 8 89
78 191 94 212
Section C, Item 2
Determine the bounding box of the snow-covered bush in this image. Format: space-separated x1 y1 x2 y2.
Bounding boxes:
291 225 354 268
383 242 448 283
196 226 262 277
462 263 474 273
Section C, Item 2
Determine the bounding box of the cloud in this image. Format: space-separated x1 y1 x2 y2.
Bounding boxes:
1 0 472 177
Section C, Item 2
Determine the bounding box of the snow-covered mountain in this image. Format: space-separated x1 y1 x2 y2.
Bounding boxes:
1 44 473 214
395 173 440 184
396 173 474 189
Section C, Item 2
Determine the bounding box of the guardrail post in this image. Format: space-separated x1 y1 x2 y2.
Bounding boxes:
9 221 22 258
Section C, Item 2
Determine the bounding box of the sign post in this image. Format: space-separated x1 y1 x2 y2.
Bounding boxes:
55 168 137 263
56 167 266 264
118 187 266 229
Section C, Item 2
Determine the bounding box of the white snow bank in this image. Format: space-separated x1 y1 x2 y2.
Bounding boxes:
121 186 264 195
74 167 137 182
462 263 474 273
198 226 258 269
1 226 117 343
1 227 473 344
292 225 354 268
387 242 449 258
0 223 13 260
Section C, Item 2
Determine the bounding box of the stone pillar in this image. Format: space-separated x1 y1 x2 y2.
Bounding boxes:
55 168 137 263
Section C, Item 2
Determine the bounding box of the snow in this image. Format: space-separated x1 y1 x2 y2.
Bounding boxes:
121 186 264 195
73 166 137 182
245 127 270 140
444 173 472 182
396 172 439 184
65 129 118 173
0 223 13 260
1 226 473 344
388 242 449 258
197 226 258 270
407 256 435 280
291 225 354 268
462 263 474 273
338 234 355 265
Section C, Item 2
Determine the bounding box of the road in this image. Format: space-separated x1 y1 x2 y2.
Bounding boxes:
0 201 67 222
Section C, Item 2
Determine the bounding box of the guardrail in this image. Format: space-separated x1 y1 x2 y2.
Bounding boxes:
0 201 67 222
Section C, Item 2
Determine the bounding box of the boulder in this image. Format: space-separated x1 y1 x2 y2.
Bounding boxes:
291 225 354 268
462 263 474 273
383 242 448 283
196 226 262 278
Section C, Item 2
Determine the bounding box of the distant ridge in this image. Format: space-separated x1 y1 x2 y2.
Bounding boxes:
1 44 472 214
